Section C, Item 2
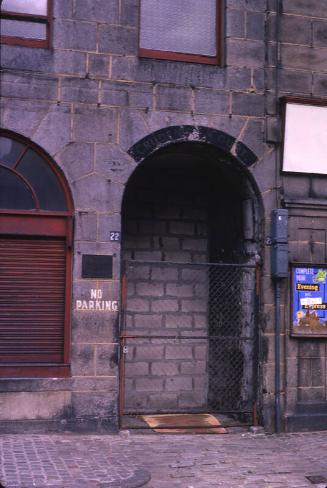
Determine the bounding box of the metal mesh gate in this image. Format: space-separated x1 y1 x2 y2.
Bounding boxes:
119 261 259 428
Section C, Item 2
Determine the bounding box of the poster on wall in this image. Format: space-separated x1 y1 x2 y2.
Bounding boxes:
292 265 327 337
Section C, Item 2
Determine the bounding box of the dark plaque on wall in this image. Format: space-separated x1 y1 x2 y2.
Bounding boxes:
82 255 113 279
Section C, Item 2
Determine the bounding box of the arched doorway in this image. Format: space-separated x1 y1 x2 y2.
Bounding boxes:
120 134 262 429
0 130 73 378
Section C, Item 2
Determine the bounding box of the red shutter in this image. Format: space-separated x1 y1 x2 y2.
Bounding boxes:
0 237 66 363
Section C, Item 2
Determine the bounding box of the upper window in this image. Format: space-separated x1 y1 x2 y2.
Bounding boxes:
0 0 51 48
139 0 222 65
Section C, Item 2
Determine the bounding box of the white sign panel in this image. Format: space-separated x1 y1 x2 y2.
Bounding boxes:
283 102 327 175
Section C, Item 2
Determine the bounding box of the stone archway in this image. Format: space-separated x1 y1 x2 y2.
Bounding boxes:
119 127 263 427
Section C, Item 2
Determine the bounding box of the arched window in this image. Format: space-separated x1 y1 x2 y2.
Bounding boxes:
0 130 73 378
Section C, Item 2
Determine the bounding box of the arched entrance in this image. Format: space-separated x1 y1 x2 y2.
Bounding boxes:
0 130 73 378
120 128 263 429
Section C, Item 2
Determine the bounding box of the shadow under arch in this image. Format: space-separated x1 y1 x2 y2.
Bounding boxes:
120 127 264 425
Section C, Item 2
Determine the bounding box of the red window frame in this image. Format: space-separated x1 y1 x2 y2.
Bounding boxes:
138 0 224 65
0 0 52 49
0 129 73 378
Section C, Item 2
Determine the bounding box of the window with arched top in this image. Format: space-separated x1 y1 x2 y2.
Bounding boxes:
0 130 73 378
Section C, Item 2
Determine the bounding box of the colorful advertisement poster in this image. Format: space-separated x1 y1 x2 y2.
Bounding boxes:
292 265 327 337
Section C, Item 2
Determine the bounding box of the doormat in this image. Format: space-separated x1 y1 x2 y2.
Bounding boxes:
140 413 227 434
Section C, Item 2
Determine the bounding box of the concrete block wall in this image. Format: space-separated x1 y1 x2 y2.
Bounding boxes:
122 165 210 411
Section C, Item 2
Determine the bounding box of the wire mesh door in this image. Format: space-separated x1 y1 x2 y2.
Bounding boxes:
119 261 259 429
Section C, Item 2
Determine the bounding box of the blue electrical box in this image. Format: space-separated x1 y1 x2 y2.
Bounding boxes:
271 209 288 243
271 243 289 278
271 209 289 279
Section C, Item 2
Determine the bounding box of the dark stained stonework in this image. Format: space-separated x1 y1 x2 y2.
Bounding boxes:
128 125 258 167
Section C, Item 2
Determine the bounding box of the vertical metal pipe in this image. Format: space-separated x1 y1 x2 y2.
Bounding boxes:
274 279 281 433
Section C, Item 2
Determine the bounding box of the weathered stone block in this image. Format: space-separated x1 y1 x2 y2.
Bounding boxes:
226 9 245 38
283 0 327 18
1 99 51 139
72 392 117 417
156 86 192 112
194 89 229 115
0 392 71 420
232 92 265 116
75 212 97 241
313 73 327 97
95 143 135 184
246 12 265 41
279 68 312 94
313 21 327 47
32 104 72 157
101 81 152 109
73 0 119 22
88 54 110 77
56 142 94 180
72 377 117 391
53 20 97 51
95 344 119 376
73 106 117 143
298 387 325 402
1 72 58 101
72 312 118 343
53 0 73 18
98 25 137 55
61 78 99 104
227 39 265 67
72 174 123 212
71 344 95 376
281 45 327 71
120 0 138 27
281 15 312 45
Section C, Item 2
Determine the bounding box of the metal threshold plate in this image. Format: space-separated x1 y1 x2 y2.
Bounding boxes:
140 413 227 434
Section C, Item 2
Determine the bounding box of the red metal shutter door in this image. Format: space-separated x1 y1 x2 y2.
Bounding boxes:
0 237 66 363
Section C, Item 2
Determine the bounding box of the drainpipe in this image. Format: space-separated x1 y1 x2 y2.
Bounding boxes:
271 209 288 433
274 280 282 433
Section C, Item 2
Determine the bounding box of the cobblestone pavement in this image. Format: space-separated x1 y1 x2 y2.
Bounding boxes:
1 431 327 488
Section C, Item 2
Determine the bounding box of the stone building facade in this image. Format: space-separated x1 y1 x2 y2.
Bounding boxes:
0 0 326 433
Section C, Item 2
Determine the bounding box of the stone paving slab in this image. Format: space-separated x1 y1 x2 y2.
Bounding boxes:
1 431 327 488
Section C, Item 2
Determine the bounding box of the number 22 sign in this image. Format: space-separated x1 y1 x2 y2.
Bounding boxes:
110 231 121 242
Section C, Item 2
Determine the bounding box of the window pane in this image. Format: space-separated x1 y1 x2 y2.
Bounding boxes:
0 167 35 210
2 0 47 15
0 18 47 39
140 0 217 57
0 137 25 167
17 150 67 211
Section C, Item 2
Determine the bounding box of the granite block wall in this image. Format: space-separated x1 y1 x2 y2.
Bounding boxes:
0 0 326 432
